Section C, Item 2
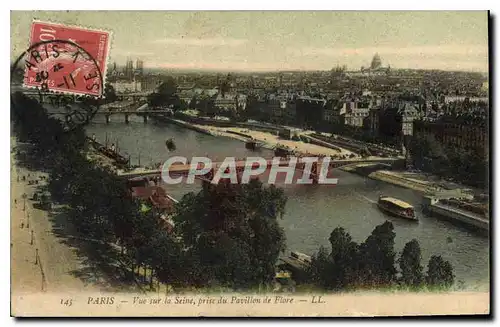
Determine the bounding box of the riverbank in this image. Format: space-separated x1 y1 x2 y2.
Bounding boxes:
204 126 357 157
342 163 438 194
159 116 358 158
369 170 440 193
341 163 482 197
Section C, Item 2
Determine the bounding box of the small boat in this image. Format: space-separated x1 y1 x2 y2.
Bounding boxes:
289 251 312 265
245 139 260 150
378 195 417 221
274 145 292 157
165 138 176 151
245 140 256 150
277 251 312 283
96 142 129 166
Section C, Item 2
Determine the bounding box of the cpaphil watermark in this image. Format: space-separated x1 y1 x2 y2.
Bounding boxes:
160 156 339 185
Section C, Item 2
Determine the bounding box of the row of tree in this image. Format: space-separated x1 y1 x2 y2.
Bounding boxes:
147 77 187 111
308 222 455 291
409 134 488 188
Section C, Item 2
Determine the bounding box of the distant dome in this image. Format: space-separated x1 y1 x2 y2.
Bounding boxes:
371 53 382 70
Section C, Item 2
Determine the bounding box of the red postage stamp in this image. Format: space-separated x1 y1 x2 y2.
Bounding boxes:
23 21 110 97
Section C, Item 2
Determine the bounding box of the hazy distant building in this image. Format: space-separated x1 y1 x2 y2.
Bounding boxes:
125 59 134 80
371 53 382 70
443 95 488 104
178 88 204 105
135 59 144 76
111 80 142 93
214 92 247 113
361 53 390 75
141 75 163 92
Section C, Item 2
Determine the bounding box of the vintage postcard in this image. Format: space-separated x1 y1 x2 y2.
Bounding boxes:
10 11 490 317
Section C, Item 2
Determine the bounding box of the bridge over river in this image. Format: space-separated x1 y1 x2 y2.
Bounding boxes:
94 109 170 124
117 156 404 180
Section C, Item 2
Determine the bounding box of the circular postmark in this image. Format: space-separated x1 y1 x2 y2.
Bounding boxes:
10 39 104 131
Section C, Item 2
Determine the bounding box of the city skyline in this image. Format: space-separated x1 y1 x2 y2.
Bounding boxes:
11 11 489 73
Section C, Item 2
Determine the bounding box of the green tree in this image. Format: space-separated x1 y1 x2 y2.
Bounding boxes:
398 239 424 288
172 179 287 288
189 96 197 109
426 255 455 289
308 246 333 289
150 230 188 287
104 82 117 103
358 221 397 287
158 77 178 97
446 148 487 188
241 94 265 122
308 227 360 291
148 77 179 108
409 134 448 173
196 94 216 117
219 79 231 96
329 227 360 289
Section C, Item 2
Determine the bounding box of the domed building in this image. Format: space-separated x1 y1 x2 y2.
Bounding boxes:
370 53 382 70
361 53 390 75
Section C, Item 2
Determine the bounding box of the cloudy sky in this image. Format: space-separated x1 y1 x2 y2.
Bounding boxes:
11 11 489 72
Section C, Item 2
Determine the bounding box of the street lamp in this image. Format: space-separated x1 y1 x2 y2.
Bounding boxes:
22 193 27 212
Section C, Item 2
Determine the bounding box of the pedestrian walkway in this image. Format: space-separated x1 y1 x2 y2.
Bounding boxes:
10 138 91 293
11 147 46 293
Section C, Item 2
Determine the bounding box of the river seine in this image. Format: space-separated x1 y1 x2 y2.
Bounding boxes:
86 115 489 290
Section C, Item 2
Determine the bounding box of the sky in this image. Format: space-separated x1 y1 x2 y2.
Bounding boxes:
10 11 489 72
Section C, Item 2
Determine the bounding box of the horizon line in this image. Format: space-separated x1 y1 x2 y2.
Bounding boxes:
123 66 490 75
9 60 489 75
